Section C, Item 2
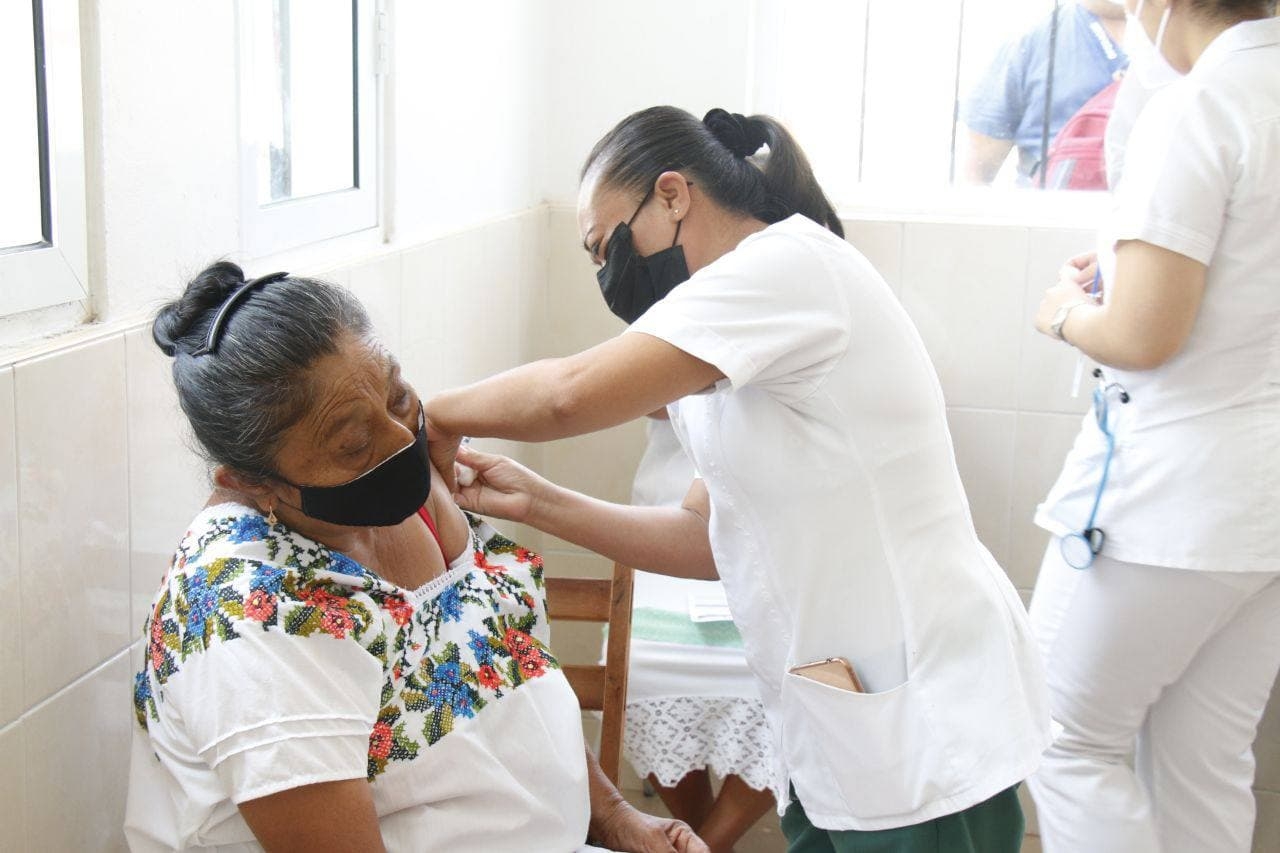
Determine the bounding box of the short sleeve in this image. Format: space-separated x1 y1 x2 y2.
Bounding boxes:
1109 84 1236 265
961 36 1029 140
627 226 850 400
169 625 382 803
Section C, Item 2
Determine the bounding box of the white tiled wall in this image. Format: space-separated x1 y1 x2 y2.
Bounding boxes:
1 207 1275 851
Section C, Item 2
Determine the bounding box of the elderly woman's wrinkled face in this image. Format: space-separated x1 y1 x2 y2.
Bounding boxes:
271 331 421 490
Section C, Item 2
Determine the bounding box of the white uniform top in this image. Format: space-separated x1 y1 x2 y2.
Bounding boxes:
628 215 1050 831
1037 18 1280 573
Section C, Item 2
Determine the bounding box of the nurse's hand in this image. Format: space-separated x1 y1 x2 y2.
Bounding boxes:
591 801 709 853
1035 278 1096 340
451 445 547 523
424 413 463 495
1061 251 1101 296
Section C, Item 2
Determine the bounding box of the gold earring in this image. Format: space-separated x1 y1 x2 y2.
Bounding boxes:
266 504 278 526
673 208 680 216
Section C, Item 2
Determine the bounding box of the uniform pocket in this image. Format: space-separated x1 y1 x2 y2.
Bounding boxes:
780 672 955 822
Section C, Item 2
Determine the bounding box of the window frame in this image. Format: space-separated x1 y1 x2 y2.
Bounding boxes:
0 0 89 319
236 0 380 258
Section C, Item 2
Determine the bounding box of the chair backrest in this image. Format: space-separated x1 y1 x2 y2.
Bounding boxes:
544 562 635 785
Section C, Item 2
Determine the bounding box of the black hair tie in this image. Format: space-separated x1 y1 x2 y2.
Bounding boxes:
703 108 768 159
189 271 289 357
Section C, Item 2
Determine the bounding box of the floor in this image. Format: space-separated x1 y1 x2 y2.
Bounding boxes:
620 785 1043 852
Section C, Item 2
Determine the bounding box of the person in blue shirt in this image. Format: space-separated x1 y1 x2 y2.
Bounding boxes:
960 0 1128 185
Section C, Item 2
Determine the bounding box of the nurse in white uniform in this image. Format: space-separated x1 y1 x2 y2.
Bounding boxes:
1030 2 1280 851
425 106 1050 852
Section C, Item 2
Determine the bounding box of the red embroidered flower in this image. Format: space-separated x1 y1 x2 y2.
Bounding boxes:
382 595 413 626
474 551 506 575
504 628 537 661
477 664 502 690
514 548 544 568
369 721 394 760
149 618 166 669
393 666 403 681
522 592 536 609
320 606 355 639
518 655 546 679
244 588 276 622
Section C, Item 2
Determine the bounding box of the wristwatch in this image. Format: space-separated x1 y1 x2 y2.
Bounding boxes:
1050 301 1089 343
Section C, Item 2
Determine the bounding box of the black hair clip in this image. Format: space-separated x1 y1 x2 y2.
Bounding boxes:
189 271 289 357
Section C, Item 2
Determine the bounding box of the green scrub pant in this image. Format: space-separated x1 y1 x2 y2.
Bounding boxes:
781 785 1024 853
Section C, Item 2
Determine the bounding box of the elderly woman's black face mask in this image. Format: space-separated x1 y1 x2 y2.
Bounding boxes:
277 405 432 527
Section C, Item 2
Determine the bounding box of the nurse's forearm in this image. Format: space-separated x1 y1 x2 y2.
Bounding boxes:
1063 302 1185 371
1063 241 1208 371
426 333 724 443
529 484 719 581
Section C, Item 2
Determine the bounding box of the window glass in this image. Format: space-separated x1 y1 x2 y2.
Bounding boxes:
0 0 46 250
253 0 357 205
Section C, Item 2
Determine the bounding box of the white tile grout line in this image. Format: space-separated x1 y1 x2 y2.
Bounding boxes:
1 640 138 735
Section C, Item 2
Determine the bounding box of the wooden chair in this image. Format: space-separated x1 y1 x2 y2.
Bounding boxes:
545 561 635 785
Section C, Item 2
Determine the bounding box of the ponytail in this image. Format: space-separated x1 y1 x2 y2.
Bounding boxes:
581 106 843 238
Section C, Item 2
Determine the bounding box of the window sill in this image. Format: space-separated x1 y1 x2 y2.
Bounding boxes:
838 186 1108 232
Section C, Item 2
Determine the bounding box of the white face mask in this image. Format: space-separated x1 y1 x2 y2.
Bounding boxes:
1123 0 1180 89
1106 1 1183 187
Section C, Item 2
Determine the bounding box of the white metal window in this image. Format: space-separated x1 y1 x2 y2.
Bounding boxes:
238 0 380 257
0 0 88 318
751 0 1123 210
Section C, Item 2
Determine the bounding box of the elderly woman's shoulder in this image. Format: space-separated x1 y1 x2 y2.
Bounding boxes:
136 505 390 690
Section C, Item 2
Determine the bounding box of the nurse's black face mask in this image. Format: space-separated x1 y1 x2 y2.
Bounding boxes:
276 405 432 527
595 183 691 325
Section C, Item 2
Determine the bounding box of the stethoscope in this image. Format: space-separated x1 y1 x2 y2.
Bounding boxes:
1060 369 1131 570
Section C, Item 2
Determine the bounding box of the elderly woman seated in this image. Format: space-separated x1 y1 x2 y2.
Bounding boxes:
125 262 705 853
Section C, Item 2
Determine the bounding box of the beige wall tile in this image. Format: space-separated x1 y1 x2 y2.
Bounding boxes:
23 652 132 853
124 328 209 639
544 208 623 360
0 722 23 853
947 409 1016 569
542 423 646 508
1256 684 1280 794
1018 782 1040 837
16 337 131 707
843 219 904 294
1008 413 1086 590
1254 790 1280 853
1017 228 1097 416
349 255 405 355
0 369 20 726
900 223 1029 410
400 238 449 397
518 207 551 364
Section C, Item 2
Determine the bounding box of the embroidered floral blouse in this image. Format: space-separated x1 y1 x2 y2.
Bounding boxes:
124 503 591 852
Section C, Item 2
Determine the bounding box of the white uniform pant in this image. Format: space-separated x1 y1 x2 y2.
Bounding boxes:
1027 540 1280 853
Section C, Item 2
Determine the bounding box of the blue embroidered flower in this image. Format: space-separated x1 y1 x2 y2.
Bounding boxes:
328 552 365 578
434 661 462 683
251 565 285 595
133 670 151 704
437 586 463 622
185 568 217 640
450 689 475 718
425 661 465 710
228 515 270 543
467 629 494 666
